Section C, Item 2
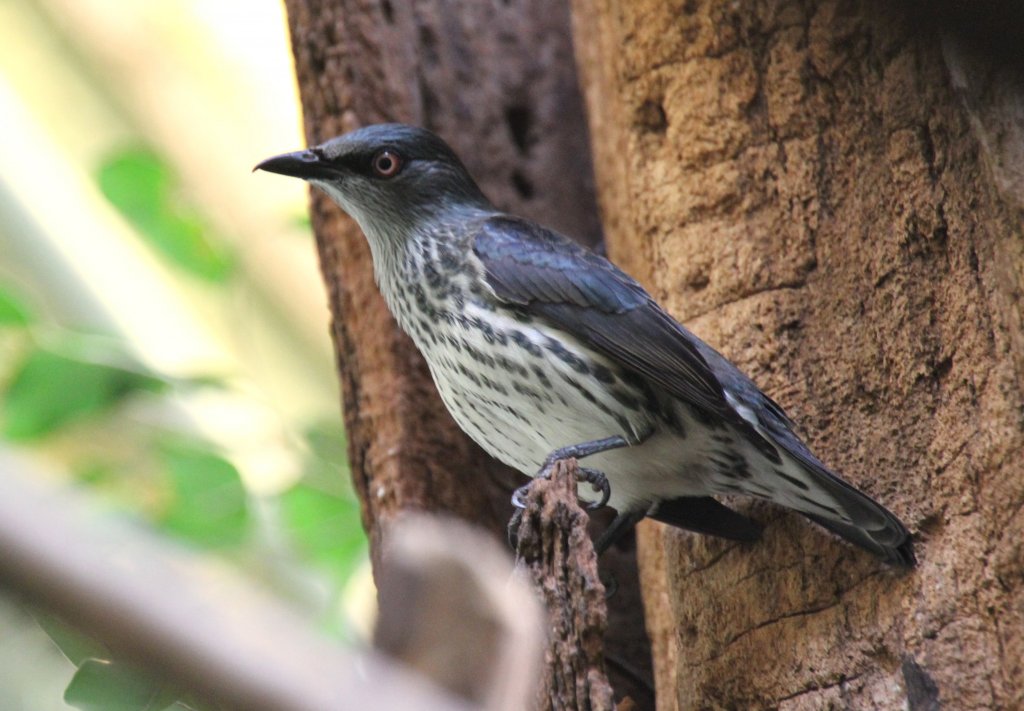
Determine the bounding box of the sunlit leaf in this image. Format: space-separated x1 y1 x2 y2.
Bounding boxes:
280 483 365 584
159 441 249 548
64 659 178 711
1 348 166 440
0 284 33 327
97 147 235 282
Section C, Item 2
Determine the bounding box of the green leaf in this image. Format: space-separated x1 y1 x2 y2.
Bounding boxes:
97 147 235 282
278 421 364 583
159 441 249 548
34 613 107 666
72 459 120 487
299 420 350 495
64 659 178 711
280 483 365 584
1 348 166 440
0 284 33 327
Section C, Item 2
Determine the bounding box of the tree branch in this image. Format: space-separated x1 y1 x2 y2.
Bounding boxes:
0 450 469 711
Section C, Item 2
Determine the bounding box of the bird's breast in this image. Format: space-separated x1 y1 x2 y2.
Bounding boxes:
402 294 659 474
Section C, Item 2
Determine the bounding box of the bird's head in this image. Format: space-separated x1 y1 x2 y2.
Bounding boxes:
255 124 492 244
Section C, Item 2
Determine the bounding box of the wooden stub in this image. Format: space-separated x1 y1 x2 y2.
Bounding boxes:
514 460 620 711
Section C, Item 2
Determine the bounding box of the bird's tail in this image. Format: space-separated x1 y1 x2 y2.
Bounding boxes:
774 452 915 567
802 509 915 567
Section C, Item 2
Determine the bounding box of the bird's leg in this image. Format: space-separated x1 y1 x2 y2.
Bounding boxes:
511 434 632 509
539 435 631 475
594 510 646 555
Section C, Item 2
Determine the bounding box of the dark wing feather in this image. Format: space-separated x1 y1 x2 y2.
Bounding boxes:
473 216 734 420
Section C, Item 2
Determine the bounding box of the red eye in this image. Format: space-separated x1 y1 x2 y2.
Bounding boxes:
372 150 402 178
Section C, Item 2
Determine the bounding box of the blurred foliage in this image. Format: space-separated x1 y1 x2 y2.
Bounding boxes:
63 660 181 711
0 226 364 708
0 274 365 575
0 277 366 707
281 483 363 585
158 439 250 548
2 347 167 441
0 4 365 705
0 284 34 327
35 600 197 711
97 147 236 282
33 614 107 669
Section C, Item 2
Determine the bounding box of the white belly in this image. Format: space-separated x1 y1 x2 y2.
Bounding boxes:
410 303 732 511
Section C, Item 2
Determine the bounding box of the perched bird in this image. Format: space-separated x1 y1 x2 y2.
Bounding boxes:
256 123 914 566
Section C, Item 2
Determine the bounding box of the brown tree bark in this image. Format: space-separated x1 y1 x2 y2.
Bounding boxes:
281 1 653 706
513 460 616 711
571 0 1024 709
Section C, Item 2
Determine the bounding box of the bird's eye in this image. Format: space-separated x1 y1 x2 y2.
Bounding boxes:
371 150 402 178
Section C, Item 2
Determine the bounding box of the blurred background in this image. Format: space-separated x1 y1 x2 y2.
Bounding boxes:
0 1 371 707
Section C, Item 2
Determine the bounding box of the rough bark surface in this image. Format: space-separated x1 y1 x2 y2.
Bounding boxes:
281 1 654 705
514 460 615 711
571 1 1024 709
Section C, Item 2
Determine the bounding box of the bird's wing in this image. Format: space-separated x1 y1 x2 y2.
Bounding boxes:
473 216 914 565
472 215 736 422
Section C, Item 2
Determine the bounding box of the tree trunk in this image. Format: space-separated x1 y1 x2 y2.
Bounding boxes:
281 1 654 706
571 0 1024 708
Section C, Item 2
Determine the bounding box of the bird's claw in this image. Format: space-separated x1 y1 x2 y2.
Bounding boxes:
511 482 533 509
510 459 558 510
510 461 611 510
579 466 611 510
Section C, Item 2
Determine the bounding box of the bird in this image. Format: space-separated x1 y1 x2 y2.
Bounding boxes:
256 123 915 567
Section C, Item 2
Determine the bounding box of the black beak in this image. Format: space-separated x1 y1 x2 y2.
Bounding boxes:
254 149 338 180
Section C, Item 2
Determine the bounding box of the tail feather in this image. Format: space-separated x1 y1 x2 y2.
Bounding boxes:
803 511 916 567
780 456 916 567
711 372 916 566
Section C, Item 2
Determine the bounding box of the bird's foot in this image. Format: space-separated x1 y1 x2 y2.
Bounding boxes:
511 481 534 509
511 434 630 510
538 434 630 476
578 466 610 510
601 570 619 599
511 463 611 511
594 510 645 555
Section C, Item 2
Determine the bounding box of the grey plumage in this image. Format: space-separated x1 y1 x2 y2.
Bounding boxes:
256 123 915 566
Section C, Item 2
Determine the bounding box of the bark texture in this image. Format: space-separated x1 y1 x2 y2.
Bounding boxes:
514 460 615 711
571 1 1024 709
281 1 653 705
